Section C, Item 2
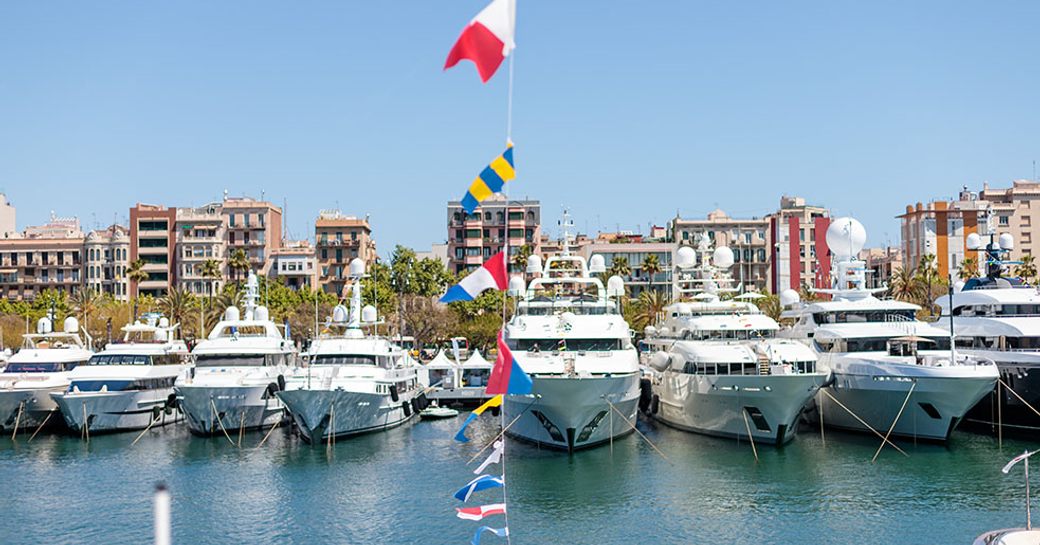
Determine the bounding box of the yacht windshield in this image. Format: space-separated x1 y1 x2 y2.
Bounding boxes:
510 338 624 351
841 337 951 352
195 354 286 366
4 362 79 373
89 354 152 365
814 310 916 324
311 355 378 365
517 305 614 316
685 329 776 340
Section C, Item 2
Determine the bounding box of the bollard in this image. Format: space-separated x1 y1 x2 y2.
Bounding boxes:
154 482 171 545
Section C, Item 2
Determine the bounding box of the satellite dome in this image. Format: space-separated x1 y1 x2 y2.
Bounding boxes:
649 351 672 372
63 317 79 334
525 255 543 275
643 325 657 337
606 275 626 298
36 317 52 334
361 304 378 323
507 276 526 296
588 254 606 274
779 289 801 307
349 258 366 277
999 233 1015 251
675 246 696 269
713 246 735 269
224 306 240 322
332 304 348 323
966 232 983 250
254 306 270 322
826 218 867 258
158 317 170 328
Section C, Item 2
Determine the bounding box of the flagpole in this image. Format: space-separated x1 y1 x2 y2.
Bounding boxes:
501 25 515 545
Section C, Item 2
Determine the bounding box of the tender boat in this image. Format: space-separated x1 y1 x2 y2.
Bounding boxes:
0 314 93 434
781 218 998 442
642 234 828 445
501 212 641 452
278 258 424 442
419 404 459 420
936 230 1040 435
175 271 297 436
51 313 189 434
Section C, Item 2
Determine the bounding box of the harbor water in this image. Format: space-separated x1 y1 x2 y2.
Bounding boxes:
0 417 1033 545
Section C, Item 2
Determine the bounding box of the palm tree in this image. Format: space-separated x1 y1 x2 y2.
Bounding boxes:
70 288 105 348
756 294 782 321
641 254 662 293
629 289 667 331
200 259 222 301
511 245 533 273
1017 254 1037 284
607 256 631 279
889 266 920 302
958 257 980 281
916 254 940 314
160 288 194 331
228 248 250 286
126 259 148 302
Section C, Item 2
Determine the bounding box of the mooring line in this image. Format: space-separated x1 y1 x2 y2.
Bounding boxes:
818 388 908 457
872 382 916 463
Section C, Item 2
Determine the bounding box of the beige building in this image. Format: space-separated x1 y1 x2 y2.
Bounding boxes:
85 224 130 300
446 195 541 275
222 196 283 276
859 247 903 289
271 241 317 291
978 179 1040 259
0 215 85 300
671 209 770 293
315 210 377 297
0 193 16 239
176 202 226 296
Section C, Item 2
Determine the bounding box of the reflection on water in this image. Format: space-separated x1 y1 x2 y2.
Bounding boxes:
0 417 1034 544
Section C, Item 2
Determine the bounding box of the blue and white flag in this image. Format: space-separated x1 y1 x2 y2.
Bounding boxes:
454 474 504 502
472 526 509 545
474 440 504 475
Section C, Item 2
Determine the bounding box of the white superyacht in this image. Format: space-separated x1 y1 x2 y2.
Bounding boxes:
175 271 297 436
278 258 423 442
0 315 93 434
51 314 190 434
502 218 641 452
781 218 998 442
642 236 828 445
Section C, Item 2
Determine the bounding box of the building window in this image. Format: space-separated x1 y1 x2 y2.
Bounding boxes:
139 220 168 231
508 212 523 221
1000 215 1010 226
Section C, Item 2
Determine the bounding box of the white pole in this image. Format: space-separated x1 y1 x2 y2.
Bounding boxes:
154 483 171 545
1028 453 1032 530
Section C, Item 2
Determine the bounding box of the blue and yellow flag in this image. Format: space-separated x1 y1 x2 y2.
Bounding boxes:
454 395 503 442
461 145 515 213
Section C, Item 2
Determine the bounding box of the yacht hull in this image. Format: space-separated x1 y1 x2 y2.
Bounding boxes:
0 386 65 433
51 389 180 434
818 372 996 442
503 373 640 452
651 373 825 445
175 385 285 436
278 389 416 443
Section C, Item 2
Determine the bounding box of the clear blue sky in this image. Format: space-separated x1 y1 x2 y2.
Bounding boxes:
1 1 1037 254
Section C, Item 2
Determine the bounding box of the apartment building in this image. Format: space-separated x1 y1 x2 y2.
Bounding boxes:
175 202 226 296
85 224 130 300
769 196 831 293
859 247 903 289
271 241 317 291
222 196 282 276
446 195 540 275
978 179 1040 259
315 210 377 296
0 214 84 301
129 204 177 298
579 241 676 298
671 209 771 293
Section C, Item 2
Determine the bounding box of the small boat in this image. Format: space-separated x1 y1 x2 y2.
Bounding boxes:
420 405 459 420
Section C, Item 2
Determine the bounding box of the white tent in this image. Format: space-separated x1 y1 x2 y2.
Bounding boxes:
426 350 457 369
463 349 493 369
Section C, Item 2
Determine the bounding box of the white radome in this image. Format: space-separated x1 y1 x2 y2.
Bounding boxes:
676 246 697 269
966 232 983 250
999 233 1015 251
826 217 867 258
712 246 734 269
588 254 606 273
779 289 801 307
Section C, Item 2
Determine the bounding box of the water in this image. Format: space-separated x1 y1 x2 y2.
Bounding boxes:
0 417 1034 545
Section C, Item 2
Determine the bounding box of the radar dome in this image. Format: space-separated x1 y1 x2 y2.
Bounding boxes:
675 246 696 269
63 317 79 334
713 246 735 269
525 255 543 275
507 276 526 296
606 275 626 298
158 317 170 328
999 233 1015 251
361 305 378 323
224 306 241 322
254 306 269 322
36 317 52 334
153 329 168 342
779 289 801 307
966 232 983 250
826 217 867 258
332 304 348 323
349 258 366 277
643 326 657 338
588 254 606 274
649 351 672 372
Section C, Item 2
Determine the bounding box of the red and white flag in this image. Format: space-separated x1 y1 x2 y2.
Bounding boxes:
456 503 507 521
444 0 516 83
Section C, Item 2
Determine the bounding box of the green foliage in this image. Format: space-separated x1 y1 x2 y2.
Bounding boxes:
756 293 782 321
1017 254 1037 284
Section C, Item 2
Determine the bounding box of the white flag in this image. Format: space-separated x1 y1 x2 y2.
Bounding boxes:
475 440 504 475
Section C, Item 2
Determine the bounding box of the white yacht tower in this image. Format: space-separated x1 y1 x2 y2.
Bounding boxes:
175 271 297 436
51 314 190 434
502 213 641 452
643 235 828 445
781 218 998 442
278 258 423 443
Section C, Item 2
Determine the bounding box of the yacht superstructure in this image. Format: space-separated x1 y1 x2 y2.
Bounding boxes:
278 258 423 442
781 218 998 442
501 213 641 452
174 271 297 436
643 235 828 445
937 230 1040 433
51 314 189 434
0 315 93 434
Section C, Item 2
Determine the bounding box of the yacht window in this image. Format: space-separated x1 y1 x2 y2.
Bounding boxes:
312 355 378 365
4 362 77 373
90 354 153 365
813 310 915 324
844 337 951 353
195 355 268 366
1007 337 1040 350
511 339 623 351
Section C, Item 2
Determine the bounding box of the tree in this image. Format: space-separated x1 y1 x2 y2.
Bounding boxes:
160 288 196 335
889 266 920 303
641 254 662 293
200 259 222 301
228 248 250 285
70 288 104 348
607 256 631 279
1017 254 1037 284
127 259 148 300
628 289 667 331
915 254 942 315
511 245 533 272
958 257 980 281
756 294 782 321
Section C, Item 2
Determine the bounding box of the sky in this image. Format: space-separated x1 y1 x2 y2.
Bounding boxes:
0 1 1038 255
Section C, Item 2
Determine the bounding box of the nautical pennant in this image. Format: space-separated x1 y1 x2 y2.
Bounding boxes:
471 526 509 545
441 251 509 303
454 395 504 443
486 330 532 395
454 475 505 502
474 440 504 475
444 0 516 83
458 145 516 214
456 503 507 521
